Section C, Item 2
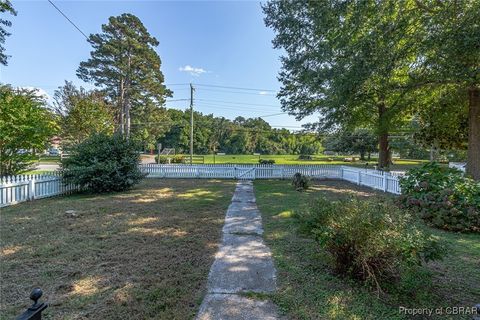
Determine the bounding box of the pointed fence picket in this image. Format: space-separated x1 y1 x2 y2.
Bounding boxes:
0 172 80 207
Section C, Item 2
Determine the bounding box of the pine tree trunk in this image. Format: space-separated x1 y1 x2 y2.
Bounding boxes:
119 79 125 136
378 102 389 169
466 87 480 180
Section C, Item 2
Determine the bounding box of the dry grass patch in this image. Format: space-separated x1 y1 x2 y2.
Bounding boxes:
0 179 236 320
255 179 480 320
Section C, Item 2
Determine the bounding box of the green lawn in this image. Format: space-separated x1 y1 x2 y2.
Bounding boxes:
27 153 429 171
183 154 429 171
0 179 236 320
254 179 480 320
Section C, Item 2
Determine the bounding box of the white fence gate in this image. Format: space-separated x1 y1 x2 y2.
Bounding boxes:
0 164 402 208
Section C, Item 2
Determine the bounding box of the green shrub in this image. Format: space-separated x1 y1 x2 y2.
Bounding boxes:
298 154 313 160
155 155 185 164
61 133 144 193
292 172 310 191
398 162 480 232
295 197 445 291
259 159 275 165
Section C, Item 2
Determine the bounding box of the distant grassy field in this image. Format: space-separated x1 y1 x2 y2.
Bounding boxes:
26 154 429 172
181 154 429 171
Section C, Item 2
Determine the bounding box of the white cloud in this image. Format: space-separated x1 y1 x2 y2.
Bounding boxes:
259 91 269 95
179 65 208 76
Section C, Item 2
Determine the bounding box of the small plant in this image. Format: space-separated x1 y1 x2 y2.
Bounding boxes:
298 154 313 160
398 162 480 232
259 159 275 165
292 172 310 191
295 197 445 292
61 133 144 193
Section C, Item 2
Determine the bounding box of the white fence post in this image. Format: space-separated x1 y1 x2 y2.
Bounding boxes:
28 179 35 200
383 174 388 192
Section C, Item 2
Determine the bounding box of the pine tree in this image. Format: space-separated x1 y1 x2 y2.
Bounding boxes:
77 13 172 138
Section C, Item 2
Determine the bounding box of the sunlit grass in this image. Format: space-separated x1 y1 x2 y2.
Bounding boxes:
254 179 480 320
0 179 236 319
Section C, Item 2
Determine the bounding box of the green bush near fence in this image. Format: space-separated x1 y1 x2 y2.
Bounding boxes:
398 162 480 232
294 196 446 292
292 172 310 191
259 159 275 165
155 155 185 164
61 133 144 193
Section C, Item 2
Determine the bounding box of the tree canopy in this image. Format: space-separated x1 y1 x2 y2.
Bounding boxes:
53 81 115 148
0 0 16 65
0 85 58 175
264 0 480 179
77 13 172 138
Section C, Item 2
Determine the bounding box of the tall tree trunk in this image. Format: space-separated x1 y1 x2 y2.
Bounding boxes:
378 102 389 169
360 151 366 161
466 87 480 180
119 79 125 136
125 100 131 139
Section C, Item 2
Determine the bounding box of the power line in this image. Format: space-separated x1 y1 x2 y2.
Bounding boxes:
258 112 287 118
196 83 277 92
47 0 88 39
195 98 281 108
166 99 190 102
196 88 276 96
194 102 280 113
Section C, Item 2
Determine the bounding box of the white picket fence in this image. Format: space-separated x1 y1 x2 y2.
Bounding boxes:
140 164 402 194
0 164 402 208
0 172 79 208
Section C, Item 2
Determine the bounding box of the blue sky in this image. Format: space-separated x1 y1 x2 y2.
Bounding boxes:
1 0 317 129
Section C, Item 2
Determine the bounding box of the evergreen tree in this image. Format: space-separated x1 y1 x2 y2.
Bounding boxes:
77 13 171 138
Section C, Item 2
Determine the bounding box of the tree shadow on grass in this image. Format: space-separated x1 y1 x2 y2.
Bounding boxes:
0 179 236 320
254 179 479 320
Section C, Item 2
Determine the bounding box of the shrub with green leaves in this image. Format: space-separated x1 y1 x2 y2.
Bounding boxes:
398 162 480 232
292 172 310 191
259 159 275 164
155 155 185 164
295 197 445 291
61 133 144 193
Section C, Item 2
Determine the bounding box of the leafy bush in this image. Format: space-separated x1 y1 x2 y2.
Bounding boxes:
155 155 185 164
398 162 480 232
298 154 313 160
295 197 445 291
292 172 310 191
259 159 275 165
62 133 144 193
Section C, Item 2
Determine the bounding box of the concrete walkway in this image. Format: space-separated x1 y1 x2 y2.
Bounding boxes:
197 180 281 320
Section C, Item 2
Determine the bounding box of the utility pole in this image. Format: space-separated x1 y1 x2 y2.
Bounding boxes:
190 83 195 165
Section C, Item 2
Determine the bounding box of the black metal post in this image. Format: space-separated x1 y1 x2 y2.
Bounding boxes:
16 288 48 320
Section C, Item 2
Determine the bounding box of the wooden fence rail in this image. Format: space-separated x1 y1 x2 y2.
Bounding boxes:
0 165 402 207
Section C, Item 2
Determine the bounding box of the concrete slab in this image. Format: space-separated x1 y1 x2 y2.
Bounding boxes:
223 216 263 235
197 294 281 320
197 180 280 319
231 191 256 203
207 234 276 293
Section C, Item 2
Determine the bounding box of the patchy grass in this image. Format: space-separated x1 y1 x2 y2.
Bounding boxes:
254 179 480 320
0 179 236 320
